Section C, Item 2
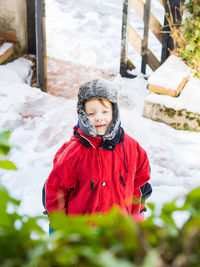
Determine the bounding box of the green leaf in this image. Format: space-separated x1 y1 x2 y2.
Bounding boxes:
141 249 160 267
0 160 17 170
0 131 12 155
147 203 155 212
186 44 196 52
98 250 134 267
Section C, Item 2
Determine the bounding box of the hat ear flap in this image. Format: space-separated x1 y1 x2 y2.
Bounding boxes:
103 103 120 140
78 108 97 137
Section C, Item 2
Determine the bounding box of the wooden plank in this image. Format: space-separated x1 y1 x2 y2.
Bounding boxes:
149 13 163 44
130 0 163 44
147 49 160 70
0 43 14 64
120 0 131 77
128 25 142 55
128 25 160 70
141 0 151 74
0 30 17 42
35 0 46 91
148 76 189 97
176 76 189 95
148 84 177 96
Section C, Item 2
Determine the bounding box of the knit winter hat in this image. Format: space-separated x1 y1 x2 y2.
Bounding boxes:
77 78 120 140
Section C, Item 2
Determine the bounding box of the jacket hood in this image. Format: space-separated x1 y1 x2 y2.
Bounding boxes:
77 78 121 140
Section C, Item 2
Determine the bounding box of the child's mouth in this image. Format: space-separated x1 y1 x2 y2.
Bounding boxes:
95 124 106 128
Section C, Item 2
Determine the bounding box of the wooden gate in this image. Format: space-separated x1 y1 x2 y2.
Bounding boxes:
120 0 182 77
26 0 47 91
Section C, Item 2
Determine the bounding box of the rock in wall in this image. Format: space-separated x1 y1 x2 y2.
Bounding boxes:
143 101 200 131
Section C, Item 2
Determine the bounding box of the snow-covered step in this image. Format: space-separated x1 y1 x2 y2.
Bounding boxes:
147 55 191 97
0 42 15 64
143 77 200 131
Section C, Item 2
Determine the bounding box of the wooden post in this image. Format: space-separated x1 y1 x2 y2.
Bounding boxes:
120 0 129 77
161 0 181 63
120 0 136 78
141 0 151 74
26 0 36 54
35 0 47 91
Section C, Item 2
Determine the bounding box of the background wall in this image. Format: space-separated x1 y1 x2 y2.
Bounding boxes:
0 0 27 52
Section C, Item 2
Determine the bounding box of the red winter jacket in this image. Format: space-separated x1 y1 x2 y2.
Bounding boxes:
44 127 151 221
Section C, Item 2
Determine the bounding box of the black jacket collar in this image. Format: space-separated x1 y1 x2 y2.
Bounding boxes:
74 127 124 151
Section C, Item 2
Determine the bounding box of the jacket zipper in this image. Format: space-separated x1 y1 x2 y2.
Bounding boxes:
79 134 96 149
97 148 102 211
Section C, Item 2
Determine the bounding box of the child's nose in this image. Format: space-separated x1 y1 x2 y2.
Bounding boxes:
95 113 103 121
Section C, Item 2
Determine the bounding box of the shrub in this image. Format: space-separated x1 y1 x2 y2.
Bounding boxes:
0 131 17 170
0 185 200 266
0 131 46 266
0 131 200 266
169 0 200 78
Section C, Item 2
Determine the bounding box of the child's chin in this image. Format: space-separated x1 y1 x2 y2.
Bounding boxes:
97 131 106 136
96 129 106 136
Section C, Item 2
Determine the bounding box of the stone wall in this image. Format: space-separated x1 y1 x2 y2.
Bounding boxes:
0 0 27 52
143 101 200 131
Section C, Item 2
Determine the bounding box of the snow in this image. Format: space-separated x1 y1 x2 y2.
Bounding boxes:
146 77 200 114
148 55 191 91
0 42 13 56
1 0 200 232
45 0 123 74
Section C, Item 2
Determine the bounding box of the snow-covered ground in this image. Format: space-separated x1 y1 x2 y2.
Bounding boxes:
0 0 200 232
46 0 164 74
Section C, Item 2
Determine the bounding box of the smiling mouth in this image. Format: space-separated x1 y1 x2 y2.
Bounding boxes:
95 124 106 128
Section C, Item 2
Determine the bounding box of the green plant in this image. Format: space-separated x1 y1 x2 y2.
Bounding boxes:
0 131 46 266
41 187 200 267
0 131 17 170
186 0 200 17
0 131 200 266
1 185 200 267
178 16 200 77
168 0 200 78
0 186 46 267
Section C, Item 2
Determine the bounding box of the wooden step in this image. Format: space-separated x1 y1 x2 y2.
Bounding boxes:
0 42 15 64
148 77 189 97
0 37 5 46
0 30 17 42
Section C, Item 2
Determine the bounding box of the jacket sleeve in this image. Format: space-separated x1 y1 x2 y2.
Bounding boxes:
43 142 77 213
132 143 152 215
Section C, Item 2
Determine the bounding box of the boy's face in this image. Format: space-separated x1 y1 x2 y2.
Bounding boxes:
84 98 113 136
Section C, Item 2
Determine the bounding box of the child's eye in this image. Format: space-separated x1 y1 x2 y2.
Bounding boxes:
88 112 94 116
103 110 108 113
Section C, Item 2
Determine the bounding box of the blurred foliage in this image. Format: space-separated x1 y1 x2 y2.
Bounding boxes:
186 0 200 17
0 131 200 266
0 131 17 170
169 0 200 78
0 185 200 267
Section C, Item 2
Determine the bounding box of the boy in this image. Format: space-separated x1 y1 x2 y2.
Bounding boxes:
43 79 152 222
